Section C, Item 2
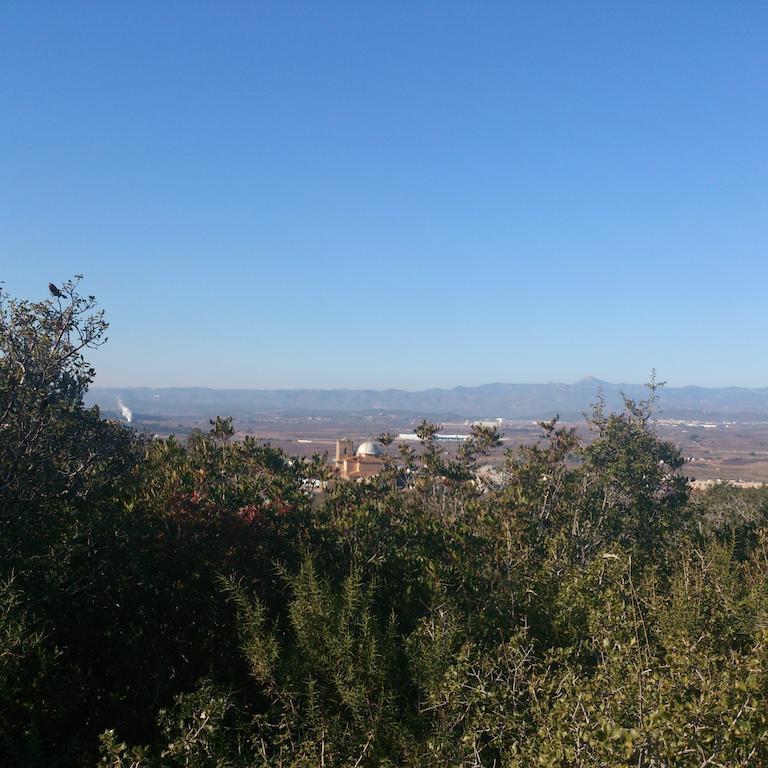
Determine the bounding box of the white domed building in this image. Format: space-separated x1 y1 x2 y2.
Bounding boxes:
334 438 386 481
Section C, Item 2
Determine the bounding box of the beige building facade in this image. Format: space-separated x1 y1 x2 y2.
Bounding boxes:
334 439 385 480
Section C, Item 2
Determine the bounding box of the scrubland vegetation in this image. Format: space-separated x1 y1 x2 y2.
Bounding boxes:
2 281 768 767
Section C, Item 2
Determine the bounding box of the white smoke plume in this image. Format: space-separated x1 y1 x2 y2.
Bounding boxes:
117 398 133 423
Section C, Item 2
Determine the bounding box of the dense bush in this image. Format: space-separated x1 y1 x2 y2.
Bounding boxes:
2 282 767 766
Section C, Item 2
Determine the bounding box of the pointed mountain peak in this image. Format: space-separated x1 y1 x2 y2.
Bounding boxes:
576 375 609 385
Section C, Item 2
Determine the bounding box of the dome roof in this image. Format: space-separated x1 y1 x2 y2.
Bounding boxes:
356 440 383 457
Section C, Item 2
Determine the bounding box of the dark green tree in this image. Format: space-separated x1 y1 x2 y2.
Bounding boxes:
0 275 135 508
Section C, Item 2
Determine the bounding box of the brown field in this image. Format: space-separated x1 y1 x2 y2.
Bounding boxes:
213 415 768 484
655 420 768 484
135 411 768 484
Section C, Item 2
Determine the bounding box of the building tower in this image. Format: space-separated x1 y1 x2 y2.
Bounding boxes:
335 438 354 463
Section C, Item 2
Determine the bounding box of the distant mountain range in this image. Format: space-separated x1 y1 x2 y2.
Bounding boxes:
86 378 768 422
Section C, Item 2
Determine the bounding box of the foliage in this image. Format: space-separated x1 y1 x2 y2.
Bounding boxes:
0 276 135 507
1 280 767 766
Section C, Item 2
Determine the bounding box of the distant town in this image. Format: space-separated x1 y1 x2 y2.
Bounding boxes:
86 383 768 485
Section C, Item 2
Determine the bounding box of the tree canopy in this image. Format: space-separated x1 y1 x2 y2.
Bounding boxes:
1 280 767 767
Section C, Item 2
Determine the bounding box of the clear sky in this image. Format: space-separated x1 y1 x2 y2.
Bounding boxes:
1 2 766 389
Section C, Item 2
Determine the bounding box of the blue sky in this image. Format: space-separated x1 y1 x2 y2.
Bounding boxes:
2 2 767 389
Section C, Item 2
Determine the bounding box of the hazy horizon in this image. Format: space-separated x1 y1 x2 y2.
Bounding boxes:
89 376 766 393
